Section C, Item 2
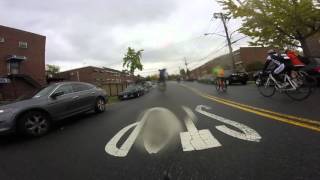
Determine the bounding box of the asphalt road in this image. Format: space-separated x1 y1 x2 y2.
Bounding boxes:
0 82 319 180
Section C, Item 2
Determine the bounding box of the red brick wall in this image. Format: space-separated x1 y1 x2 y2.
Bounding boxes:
0 79 36 100
239 47 269 66
0 25 46 85
56 66 136 85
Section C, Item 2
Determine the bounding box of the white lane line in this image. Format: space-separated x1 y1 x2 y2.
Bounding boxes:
180 106 221 152
195 105 262 142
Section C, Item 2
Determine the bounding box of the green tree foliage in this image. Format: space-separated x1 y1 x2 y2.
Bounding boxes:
180 69 186 76
46 64 60 77
219 0 320 56
122 47 144 75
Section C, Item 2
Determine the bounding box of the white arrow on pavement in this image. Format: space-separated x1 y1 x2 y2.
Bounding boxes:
195 105 262 142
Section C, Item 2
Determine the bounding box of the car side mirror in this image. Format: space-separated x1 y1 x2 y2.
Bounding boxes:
51 91 64 99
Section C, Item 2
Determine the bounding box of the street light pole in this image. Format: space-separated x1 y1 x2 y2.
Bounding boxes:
214 12 236 72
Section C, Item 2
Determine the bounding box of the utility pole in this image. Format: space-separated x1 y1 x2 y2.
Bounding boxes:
214 12 236 72
184 57 189 78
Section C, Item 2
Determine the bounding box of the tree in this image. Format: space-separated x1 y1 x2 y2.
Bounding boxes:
122 47 144 75
219 0 320 56
46 64 60 77
180 69 186 76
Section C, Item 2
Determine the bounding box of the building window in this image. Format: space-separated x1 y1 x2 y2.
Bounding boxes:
19 41 28 49
0 37 4 43
8 62 21 74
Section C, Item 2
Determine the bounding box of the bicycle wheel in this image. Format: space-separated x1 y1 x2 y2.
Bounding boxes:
257 76 276 97
215 79 220 92
221 79 227 92
285 77 312 101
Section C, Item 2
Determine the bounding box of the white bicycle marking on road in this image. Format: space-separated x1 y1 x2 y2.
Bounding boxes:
195 105 262 142
105 105 261 157
105 107 181 157
180 106 221 151
105 122 140 157
143 108 182 154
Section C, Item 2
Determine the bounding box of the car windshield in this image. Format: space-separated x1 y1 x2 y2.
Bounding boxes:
125 86 136 91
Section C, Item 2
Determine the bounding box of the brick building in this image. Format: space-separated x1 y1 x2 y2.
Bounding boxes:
0 25 46 100
55 66 136 96
189 47 270 80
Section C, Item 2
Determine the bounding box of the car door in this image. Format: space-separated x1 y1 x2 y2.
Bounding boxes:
71 83 97 111
47 84 74 119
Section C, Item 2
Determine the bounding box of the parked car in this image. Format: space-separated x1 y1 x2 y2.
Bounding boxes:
0 82 108 137
226 72 249 85
118 85 144 100
306 58 320 85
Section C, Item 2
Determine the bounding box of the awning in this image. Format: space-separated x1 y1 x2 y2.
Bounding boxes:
7 55 27 62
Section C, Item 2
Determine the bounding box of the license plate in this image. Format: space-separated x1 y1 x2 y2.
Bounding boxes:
123 95 127 98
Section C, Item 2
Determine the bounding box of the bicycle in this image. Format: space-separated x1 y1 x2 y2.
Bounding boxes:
215 77 227 92
257 71 312 101
291 68 318 90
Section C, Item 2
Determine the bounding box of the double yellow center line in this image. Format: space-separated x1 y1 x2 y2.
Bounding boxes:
182 85 320 132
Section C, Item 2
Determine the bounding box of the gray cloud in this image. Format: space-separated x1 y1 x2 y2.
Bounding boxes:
0 0 243 75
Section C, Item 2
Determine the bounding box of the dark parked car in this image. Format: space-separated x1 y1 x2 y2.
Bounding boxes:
226 72 249 85
306 58 320 85
118 85 144 100
0 82 108 136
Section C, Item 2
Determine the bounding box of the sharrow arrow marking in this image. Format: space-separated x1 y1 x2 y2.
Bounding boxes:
195 105 262 142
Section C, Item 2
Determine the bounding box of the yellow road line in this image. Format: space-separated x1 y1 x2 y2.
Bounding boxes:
181 85 320 132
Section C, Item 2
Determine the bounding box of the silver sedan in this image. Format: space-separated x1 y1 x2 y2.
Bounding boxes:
0 82 108 136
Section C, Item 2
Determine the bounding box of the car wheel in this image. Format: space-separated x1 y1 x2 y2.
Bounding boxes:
95 97 106 113
17 111 51 137
242 81 247 85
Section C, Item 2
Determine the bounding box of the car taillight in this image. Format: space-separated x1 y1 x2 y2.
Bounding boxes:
314 67 320 73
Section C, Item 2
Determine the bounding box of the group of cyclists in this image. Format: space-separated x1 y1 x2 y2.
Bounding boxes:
212 48 308 92
158 48 309 94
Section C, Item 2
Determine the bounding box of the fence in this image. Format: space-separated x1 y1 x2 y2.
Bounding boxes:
99 83 130 96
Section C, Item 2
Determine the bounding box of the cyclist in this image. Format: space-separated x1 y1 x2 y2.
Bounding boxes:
262 49 289 85
212 66 225 91
159 69 167 82
285 49 305 78
158 69 167 90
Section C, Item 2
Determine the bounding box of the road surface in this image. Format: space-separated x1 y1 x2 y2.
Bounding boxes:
0 82 319 180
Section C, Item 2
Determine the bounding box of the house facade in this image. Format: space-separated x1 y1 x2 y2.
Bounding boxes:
0 25 46 100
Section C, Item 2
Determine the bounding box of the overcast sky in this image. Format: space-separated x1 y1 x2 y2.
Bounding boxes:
0 0 248 76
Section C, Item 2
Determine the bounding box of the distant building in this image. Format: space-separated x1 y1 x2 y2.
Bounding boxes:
0 25 46 100
55 66 136 96
189 47 270 80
